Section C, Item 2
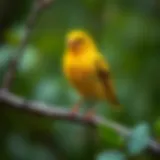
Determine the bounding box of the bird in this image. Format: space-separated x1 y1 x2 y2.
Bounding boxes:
62 29 120 119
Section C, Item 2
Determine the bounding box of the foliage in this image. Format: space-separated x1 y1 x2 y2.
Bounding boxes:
127 123 151 156
97 150 126 160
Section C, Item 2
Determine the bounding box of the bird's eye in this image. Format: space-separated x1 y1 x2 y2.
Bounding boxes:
75 37 85 45
68 37 85 51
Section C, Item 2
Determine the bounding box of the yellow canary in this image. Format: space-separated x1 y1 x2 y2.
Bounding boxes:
63 30 120 116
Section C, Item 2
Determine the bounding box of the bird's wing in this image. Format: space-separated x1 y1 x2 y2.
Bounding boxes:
95 55 120 106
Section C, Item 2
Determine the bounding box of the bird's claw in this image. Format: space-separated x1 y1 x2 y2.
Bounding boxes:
69 102 80 118
83 109 95 121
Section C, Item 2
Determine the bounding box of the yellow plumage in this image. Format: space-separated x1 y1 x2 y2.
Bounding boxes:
63 30 120 109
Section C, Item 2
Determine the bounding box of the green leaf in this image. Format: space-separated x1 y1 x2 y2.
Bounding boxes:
154 118 160 136
127 123 151 155
5 25 25 45
7 133 29 158
33 78 60 102
0 45 14 68
96 150 126 160
28 145 55 160
17 45 40 74
98 123 124 147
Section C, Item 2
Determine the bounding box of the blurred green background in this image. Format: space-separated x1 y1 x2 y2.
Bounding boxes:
0 0 160 159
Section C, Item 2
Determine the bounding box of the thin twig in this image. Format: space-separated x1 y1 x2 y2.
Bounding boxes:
0 90 159 154
2 0 54 90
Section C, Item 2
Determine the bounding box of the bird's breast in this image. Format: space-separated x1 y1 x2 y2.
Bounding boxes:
63 54 106 99
68 66 91 81
67 66 106 99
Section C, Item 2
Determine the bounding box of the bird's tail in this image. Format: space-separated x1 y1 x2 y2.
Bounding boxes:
108 97 122 111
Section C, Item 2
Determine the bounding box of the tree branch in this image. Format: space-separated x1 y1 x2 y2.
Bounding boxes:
2 0 54 90
0 90 159 154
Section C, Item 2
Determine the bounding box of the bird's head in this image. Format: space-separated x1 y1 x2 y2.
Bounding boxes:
66 30 95 55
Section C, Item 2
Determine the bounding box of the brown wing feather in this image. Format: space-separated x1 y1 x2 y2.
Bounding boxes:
95 58 120 106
